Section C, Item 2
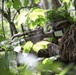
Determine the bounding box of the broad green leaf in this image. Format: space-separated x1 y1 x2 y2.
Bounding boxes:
24 0 29 6
33 41 50 52
29 8 46 21
7 1 13 8
29 16 47 29
17 11 28 25
28 20 38 29
23 41 33 53
13 0 22 10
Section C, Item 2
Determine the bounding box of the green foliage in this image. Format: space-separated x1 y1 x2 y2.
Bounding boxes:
7 1 13 8
0 29 6 42
49 37 57 43
0 39 76 75
28 8 47 29
17 8 47 29
42 57 57 65
0 35 5 42
46 8 74 23
0 54 15 75
34 0 41 4
23 40 50 53
37 56 62 74
62 0 70 4
6 0 41 9
23 41 33 53
0 40 14 51
33 41 50 52
17 10 28 25
13 0 22 10
59 64 73 75
1 0 76 75
29 8 46 21
24 0 29 6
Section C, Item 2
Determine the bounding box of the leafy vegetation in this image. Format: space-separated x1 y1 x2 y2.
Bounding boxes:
0 0 76 75
46 8 74 23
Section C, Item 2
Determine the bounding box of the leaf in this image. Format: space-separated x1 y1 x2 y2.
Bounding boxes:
24 0 29 6
13 0 22 10
7 1 13 8
38 56 61 72
34 0 41 4
28 8 47 29
0 29 4 34
62 0 70 4
42 55 59 65
29 8 46 21
39 58 54 71
33 41 50 52
0 35 6 42
17 11 28 25
42 58 50 64
23 41 33 53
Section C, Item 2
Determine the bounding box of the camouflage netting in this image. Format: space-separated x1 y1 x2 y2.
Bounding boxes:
59 23 76 63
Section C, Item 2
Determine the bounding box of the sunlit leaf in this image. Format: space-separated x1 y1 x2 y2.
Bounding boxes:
38 58 53 71
29 8 46 21
42 58 49 64
34 0 41 4
33 41 50 52
37 56 62 73
23 41 33 53
17 11 28 25
42 56 59 65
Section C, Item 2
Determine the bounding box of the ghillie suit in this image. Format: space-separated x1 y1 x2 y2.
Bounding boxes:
59 24 76 63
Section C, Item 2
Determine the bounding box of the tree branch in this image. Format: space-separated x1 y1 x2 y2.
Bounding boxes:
0 8 18 34
2 0 5 37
